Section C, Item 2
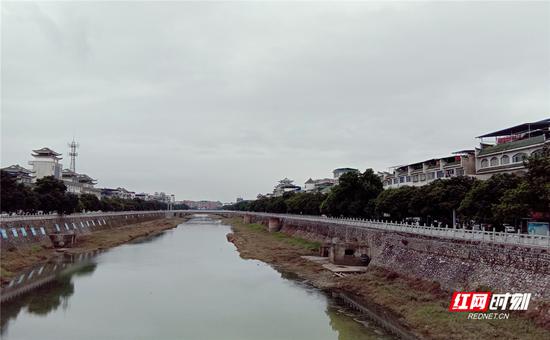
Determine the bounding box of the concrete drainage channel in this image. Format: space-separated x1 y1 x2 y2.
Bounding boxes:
333 291 418 340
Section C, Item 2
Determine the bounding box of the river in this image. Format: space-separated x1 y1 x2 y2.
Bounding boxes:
1 215 394 340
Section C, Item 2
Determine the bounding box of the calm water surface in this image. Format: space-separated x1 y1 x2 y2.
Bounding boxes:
1 215 393 340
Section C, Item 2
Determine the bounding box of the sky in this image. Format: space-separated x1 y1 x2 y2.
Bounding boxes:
1 1 549 202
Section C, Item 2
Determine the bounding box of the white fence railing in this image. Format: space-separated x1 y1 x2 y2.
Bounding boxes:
2 210 548 249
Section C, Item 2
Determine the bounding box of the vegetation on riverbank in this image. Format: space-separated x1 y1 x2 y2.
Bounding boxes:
0 217 184 284
225 217 550 340
0 173 190 214
226 148 549 230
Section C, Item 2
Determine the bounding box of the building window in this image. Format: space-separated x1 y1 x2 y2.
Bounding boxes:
436 171 444 178
501 155 510 165
427 172 435 180
490 157 499 167
399 176 405 183
531 149 543 158
344 249 355 256
406 176 411 182
480 159 489 168
456 168 465 176
420 173 426 181
393 178 398 184
512 153 527 163
412 175 418 182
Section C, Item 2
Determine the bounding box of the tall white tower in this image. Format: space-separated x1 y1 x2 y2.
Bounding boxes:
68 139 79 173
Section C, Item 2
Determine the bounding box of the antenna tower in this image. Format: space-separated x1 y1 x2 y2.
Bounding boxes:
68 139 79 173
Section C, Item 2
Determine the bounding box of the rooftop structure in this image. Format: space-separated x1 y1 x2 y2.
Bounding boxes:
29 147 63 180
380 151 476 189
273 178 301 197
62 169 100 198
304 178 336 193
1 164 34 185
475 118 549 179
333 168 359 180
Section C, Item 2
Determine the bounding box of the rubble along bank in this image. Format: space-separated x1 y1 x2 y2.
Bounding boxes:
224 217 550 340
1 217 186 285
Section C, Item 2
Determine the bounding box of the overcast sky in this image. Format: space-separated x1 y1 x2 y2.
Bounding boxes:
1 1 549 202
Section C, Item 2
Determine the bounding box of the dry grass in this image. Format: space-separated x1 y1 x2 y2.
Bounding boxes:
225 217 550 340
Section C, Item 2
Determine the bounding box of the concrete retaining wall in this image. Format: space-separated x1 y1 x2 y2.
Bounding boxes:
246 216 550 299
0 212 166 250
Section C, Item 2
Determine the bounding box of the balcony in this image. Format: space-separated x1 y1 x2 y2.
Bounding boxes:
478 135 545 156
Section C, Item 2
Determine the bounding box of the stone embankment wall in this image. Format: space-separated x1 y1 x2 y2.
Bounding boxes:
249 215 550 299
0 212 166 250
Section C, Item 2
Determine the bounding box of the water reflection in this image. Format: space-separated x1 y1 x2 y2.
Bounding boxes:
1 261 97 336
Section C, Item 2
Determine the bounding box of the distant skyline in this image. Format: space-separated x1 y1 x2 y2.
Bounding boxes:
2 1 549 202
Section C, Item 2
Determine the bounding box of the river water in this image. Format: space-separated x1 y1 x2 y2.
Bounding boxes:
1 215 393 340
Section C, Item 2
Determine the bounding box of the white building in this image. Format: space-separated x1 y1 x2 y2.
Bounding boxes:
62 169 101 198
380 151 476 189
28 147 63 181
332 168 359 180
475 119 549 180
304 178 336 193
273 178 301 197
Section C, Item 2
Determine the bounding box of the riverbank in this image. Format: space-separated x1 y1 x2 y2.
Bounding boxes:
225 217 550 340
0 217 185 284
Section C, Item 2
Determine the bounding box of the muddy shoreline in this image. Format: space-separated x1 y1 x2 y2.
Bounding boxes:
225 217 550 340
1 217 186 286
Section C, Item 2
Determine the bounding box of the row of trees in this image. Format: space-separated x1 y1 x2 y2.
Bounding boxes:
0 173 188 214
226 147 549 229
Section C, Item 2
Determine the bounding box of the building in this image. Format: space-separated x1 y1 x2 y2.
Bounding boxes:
182 200 223 210
1 164 33 185
273 178 301 197
475 118 549 180
380 151 476 189
28 147 63 180
332 167 359 180
101 187 134 200
62 169 101 198
303 178 336 193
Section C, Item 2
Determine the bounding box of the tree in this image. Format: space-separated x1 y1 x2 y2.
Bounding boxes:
80 194 101 212
321 169 383 217
286 192 325 215
458 174 521 226
375 186 417 221
34 176 67 214
0 171 39 213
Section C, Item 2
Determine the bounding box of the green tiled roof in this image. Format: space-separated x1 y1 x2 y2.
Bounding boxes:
478 135 545 156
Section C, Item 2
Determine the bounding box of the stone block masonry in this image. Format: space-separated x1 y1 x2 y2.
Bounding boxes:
244 214 550 299
0 211 167 250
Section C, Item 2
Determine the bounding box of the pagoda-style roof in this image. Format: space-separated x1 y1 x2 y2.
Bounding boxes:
2 164 32 174
78 174 97 184
32 147 62 159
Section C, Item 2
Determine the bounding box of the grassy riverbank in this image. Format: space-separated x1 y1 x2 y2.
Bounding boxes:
225 217 550 340
0 217 185 284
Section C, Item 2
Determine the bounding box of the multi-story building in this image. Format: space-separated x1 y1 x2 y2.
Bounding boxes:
28 147 63 181
101 187 134 200
475 118 549 180
1 164 34 185
380 151 476 189
273 178 301 197
182 200 223 210
303 178 336 193
332 167 359 180
62 169 101 198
